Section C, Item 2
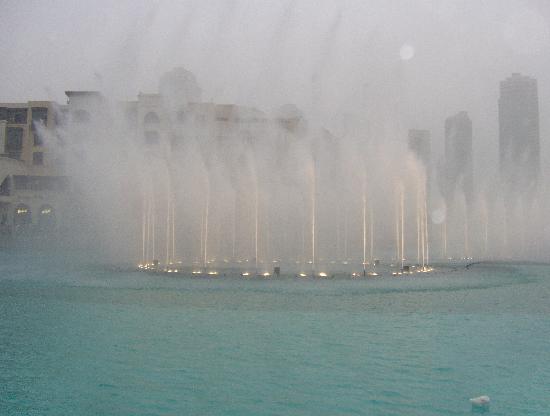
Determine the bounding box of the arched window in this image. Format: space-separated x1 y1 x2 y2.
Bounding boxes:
145 131 159 145
73 109 91 123
144 112 160 124
38 204 56 230
14 204 31 226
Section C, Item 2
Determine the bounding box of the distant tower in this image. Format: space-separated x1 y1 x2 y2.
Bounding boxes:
498 73 540 199
444 111 473 205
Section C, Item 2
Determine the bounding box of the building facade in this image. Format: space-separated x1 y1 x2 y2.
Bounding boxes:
0 68 317 243
0 101 68 236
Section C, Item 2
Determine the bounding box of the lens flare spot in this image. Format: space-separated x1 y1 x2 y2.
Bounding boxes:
399 43 415 60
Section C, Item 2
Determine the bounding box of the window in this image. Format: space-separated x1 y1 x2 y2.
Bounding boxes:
34 132 43 146
0 107 7 121
144 112 160 124
6 127 23 159
31 107 48 134
33 152 44 165
7 108 28 124
32 108 48 123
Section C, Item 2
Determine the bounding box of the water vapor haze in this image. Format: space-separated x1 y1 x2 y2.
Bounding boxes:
1 0 550 265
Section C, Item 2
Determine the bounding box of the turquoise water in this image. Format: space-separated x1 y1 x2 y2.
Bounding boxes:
1 252 549 415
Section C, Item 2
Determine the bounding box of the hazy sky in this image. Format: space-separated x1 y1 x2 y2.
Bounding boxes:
1 0 549 177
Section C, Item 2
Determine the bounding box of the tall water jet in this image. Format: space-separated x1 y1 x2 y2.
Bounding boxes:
164 191 176 267
199 207 204 266
424 188 429 267
362 191 367 276
442 219 447 259
370 203 374 265
172 197 176 263
232 193 236 261
420 194 426 270
464 209 469 259
203 183 210 270
141 191 147 266
400 184 405 270
395 183 405 271
395 190 400 265
255 183 259 275
482 200 489 258
150 196 156 263
165 192 171 266
416 189 421 265
344 205 349 262
310 165 316 275
336 204 341 261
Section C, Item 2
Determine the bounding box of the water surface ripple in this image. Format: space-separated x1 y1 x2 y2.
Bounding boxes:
1 254 549 415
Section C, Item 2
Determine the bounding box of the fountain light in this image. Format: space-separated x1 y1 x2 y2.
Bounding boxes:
318 272 328 277
192 270 202 275
262 272 270 277
299 272 307 277
367 271 379 276
241 272 250 277
207 271 218 276
351 272 360 278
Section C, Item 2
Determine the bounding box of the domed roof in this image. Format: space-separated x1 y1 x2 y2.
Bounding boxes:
159 67 202 106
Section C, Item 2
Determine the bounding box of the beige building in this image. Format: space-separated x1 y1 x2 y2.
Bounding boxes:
0 68 310 240
0 101 68 236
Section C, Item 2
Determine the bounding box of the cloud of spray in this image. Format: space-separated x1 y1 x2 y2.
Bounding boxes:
2 0 550 263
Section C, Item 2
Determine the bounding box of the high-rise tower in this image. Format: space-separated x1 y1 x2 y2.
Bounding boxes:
498 73 540 198
444 111 473 205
